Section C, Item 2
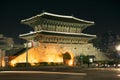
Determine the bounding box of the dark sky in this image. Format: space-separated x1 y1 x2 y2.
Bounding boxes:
0 0 120 39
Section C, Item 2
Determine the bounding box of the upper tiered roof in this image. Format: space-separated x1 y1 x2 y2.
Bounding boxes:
21 12 94 24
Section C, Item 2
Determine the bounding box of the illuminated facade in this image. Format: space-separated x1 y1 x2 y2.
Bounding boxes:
10 12 108 66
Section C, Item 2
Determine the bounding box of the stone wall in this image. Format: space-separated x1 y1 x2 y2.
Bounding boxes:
40 43 108 61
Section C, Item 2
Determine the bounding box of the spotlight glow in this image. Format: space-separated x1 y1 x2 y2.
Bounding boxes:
116 45 120 51
10 44 74 67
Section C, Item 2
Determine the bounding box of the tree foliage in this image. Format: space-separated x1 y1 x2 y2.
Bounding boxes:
91 31 120 59
77 55 90 64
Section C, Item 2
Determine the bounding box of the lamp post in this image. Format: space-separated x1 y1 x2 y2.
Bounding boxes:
25 41 32 67
26 42 28 67
0 49 2 68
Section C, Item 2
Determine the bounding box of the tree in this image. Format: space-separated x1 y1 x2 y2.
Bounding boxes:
78 55 89 64
91 31 120 59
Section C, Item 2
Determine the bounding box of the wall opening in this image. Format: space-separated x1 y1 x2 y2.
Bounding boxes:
63 52 74 66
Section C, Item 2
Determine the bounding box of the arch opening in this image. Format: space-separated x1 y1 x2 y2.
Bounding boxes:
63 52 74 66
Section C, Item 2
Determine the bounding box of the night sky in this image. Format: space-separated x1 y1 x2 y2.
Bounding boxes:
0 0 120 40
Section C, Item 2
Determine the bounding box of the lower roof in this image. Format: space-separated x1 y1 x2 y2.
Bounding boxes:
19 30 96 39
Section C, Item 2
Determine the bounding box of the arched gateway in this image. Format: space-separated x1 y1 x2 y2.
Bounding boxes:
10 12 108 67
63 52 74 66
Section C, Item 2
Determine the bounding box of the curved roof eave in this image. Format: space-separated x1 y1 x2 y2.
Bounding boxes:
21 12 94 24
19 30 96 38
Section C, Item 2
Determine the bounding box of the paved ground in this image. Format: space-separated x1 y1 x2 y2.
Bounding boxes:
1 67 120 80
